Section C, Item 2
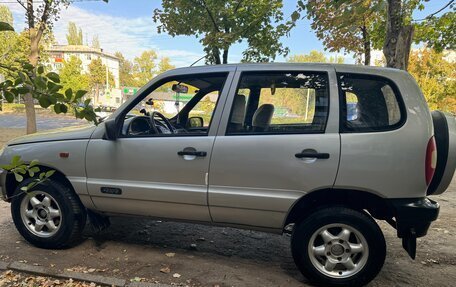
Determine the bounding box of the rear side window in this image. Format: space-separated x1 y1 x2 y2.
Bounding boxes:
338 73 405 132
226 71 330 135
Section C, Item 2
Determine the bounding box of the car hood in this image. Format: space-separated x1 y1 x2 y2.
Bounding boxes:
7 124 97 146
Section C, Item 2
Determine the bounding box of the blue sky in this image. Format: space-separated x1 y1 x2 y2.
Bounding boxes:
2 0 449 66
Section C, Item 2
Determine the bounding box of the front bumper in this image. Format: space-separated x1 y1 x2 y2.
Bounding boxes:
388 197 440 259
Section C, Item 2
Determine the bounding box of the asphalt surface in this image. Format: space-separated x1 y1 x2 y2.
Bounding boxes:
0 114 84 130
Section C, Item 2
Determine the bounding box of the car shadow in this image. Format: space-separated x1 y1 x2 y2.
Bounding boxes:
83 216 303 279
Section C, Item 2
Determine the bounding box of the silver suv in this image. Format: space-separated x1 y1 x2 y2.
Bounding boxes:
1 64 455 286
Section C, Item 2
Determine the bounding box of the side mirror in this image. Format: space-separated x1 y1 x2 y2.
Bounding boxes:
187 116 204 128
104 119 118 140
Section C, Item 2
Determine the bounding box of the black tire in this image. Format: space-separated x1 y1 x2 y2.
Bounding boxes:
291 207 386 287
11 178 87 249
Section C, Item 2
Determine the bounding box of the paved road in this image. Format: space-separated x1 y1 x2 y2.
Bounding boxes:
0 114 85 130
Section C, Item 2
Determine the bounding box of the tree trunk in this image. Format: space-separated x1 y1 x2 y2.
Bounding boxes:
222 48 229 64
25 28 41 134
361 24 371 66
383 0 414 70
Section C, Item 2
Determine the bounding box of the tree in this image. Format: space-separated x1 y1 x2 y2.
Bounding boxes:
88 57 114 104
157 57 175 74
66 21 83 45
298 0 454 70
414 11 455 52
114 52 136 87
133 50 157 86
153 0 296 64
288 50 344 63
60 56 89 93
303 0 384 66
408 48 456 113
92 34 100 49
12 0 107 134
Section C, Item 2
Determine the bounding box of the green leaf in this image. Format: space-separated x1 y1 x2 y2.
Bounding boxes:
75 90 87 100
34 76 47 90
84 99 91 106
39 172 45 180
38 96 52 108
22 63 34 71
47 81 62 93
3 91 15 103
46 72 60 83
65 88 73 101
0 21 14 32
11 155 21 166
53 103 62 114
29 160 39 167
45 170 55 178
14 172 23 182
16 86 30 94
37 66 44 74
60 104 68 113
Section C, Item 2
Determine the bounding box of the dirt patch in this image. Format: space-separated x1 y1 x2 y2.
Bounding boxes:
0 128 24 148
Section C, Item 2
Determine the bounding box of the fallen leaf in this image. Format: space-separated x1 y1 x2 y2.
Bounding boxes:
173 273 181 278
165 253 175 257
160 267 171 274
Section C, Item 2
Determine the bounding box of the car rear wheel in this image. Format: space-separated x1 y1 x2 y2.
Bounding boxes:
11 178 87 249
291 207 386 287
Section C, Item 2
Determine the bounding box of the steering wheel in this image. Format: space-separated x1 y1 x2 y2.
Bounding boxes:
150 111 175 134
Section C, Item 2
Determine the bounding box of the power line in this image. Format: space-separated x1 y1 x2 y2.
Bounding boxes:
413 0 454 22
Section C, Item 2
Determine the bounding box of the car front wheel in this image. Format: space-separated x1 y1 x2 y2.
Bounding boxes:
291 207 386 287
11 178 87 249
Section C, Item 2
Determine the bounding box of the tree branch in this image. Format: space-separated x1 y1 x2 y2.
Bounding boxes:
413 0 454 22
199 0 220 32
234 0 244 12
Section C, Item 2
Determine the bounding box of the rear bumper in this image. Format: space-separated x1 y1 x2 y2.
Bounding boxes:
388 197 440 259
390 197 440 238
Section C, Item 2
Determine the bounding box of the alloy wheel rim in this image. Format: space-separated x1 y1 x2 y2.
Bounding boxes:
308 223 369 279
20 191 62 238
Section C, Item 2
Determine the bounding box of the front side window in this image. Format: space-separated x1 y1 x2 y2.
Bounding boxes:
338 73 404 132
120 73 227 137
226 71 330 135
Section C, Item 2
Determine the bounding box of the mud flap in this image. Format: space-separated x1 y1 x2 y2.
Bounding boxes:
402 230 417 259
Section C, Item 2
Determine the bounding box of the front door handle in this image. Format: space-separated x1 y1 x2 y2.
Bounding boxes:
295 152 330 159
178 150 207 157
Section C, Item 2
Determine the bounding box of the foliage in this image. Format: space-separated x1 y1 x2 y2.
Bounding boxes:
0 58 99 123
92 34 100 49
302 0 385 65
66 21 83 45
88 57 115 88
288 50 344 63
408 48 456 113
414 11 455 52
158 57 175 74
133 50 157 86
60 55 89 93
115 51 136 87
1 156 55 193
153 0 296 64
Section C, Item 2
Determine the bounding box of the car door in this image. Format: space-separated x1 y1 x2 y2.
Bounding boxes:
85 68 235 222
208 65 341 230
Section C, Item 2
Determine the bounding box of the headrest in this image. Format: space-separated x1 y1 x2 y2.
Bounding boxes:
230 94 246 124
252 104 274 128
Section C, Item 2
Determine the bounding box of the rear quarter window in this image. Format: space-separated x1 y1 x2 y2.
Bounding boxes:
338 73 405 133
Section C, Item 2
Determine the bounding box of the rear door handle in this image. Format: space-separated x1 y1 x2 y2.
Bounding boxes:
178 150 207 157
295 152 330 159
